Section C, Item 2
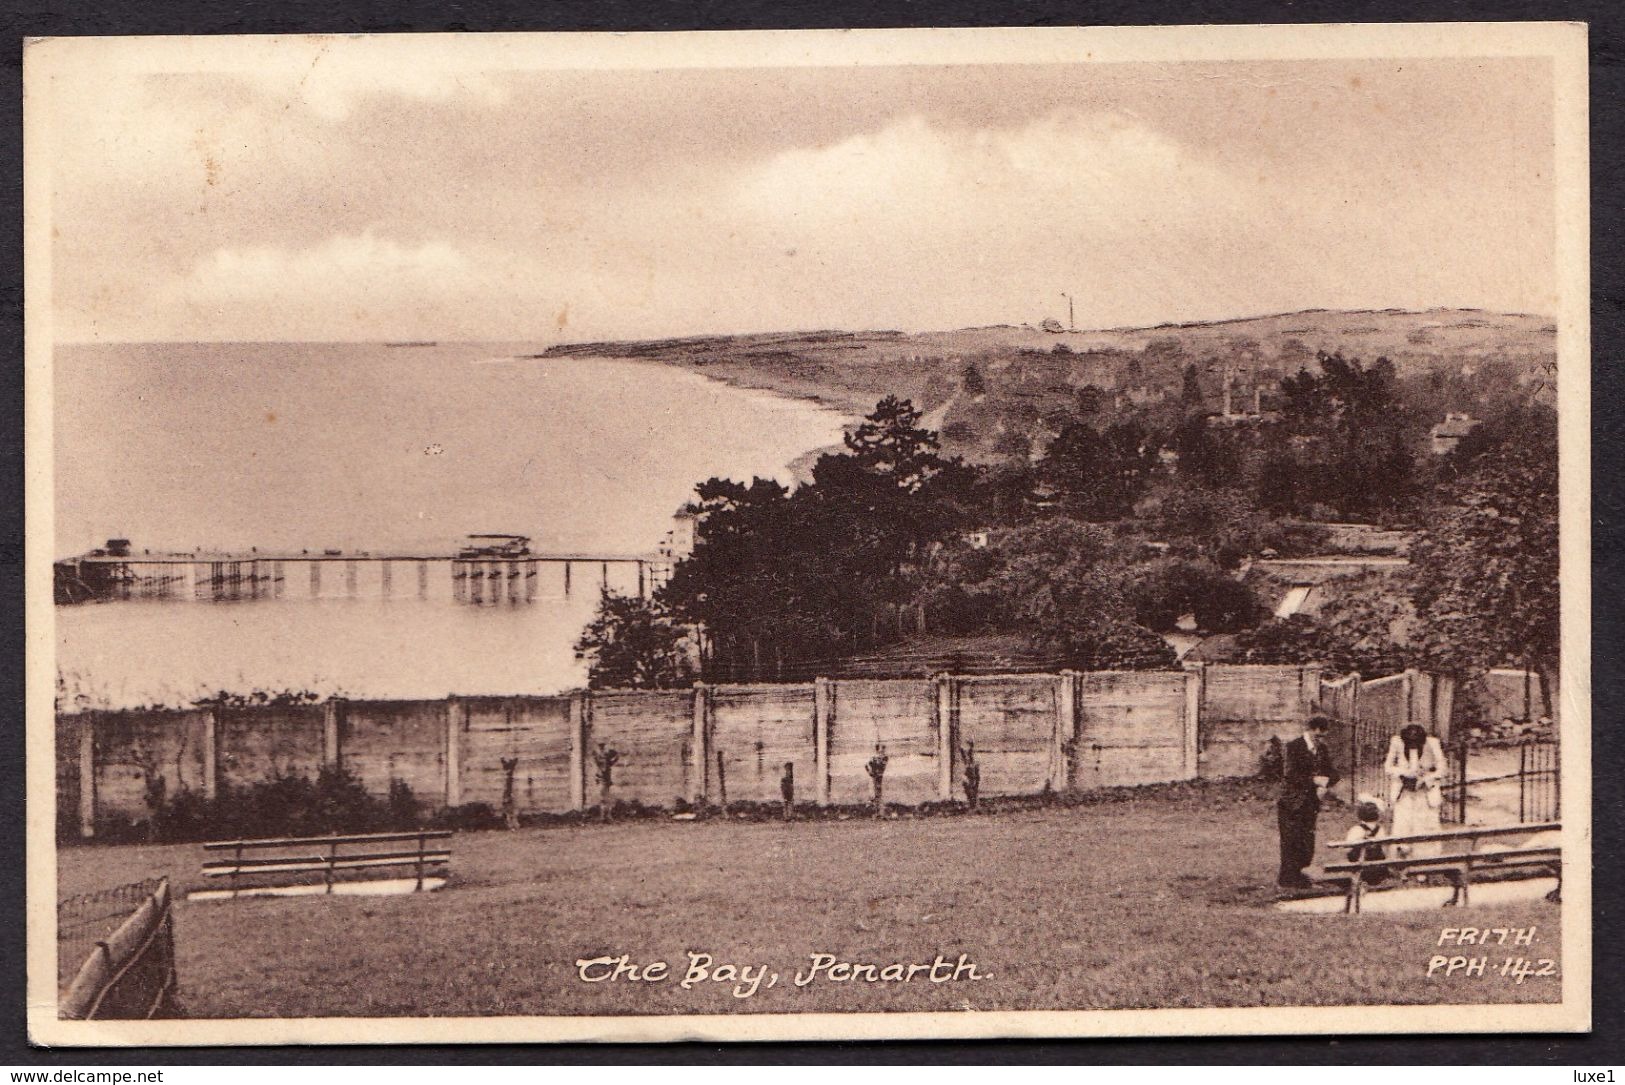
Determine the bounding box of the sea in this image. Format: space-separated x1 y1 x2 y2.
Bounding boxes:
52 342 848 710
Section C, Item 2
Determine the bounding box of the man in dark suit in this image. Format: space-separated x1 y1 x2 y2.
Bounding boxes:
1278 714 1341 888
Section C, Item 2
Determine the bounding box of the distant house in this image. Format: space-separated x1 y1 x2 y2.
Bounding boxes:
1430 412 1481 454
658 507 701 560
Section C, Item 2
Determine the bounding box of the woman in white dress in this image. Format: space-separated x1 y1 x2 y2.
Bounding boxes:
1384 724 1446 857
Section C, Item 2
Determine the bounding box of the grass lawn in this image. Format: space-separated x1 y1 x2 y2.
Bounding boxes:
55 780 1561 1017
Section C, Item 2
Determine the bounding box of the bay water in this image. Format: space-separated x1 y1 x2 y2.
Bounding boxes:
52 342 847 708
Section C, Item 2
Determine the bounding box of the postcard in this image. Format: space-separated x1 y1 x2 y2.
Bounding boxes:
25 23 1590 1044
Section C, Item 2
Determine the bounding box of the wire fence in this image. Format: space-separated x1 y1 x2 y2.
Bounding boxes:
58 877 179 1019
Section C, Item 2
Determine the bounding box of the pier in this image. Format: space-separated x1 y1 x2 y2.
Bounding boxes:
53 540 672 605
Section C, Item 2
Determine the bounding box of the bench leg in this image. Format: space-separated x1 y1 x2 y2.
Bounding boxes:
1441 872 1466 908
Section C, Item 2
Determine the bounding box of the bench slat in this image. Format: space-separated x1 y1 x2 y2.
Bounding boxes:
204 853 451 877
1325 846 1559 874
217 848 454 866
201 848 450 869
203 829 452 851
1323 822 1559 851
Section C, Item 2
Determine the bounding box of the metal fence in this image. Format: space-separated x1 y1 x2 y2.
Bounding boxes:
59 877 178 1019
1519 741 1560 823
1440 738 1470 825
1347 716 1468 825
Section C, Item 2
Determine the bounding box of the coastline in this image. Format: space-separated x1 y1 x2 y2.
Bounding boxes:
526 349 875 417
531 350 861 484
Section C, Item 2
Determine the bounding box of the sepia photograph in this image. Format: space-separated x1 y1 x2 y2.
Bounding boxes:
24 24 1590 1044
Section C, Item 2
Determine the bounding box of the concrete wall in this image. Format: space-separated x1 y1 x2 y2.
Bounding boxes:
707 683 816 805
1196 664 1320 780
214 705 323 789
1075 671 1194 788
460 696 574 814
90 708 212 819
954 675 1060 798
588 690 694 807
342 699 447 806
60 665 1430 836
826 678 940 806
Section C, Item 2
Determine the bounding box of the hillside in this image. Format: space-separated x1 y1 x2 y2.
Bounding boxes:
543 309 1556 461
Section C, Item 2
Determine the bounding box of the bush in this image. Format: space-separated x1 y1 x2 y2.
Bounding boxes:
1259 736 1284 780
431 802 502 832
1131 559 1265 634
89 766 424 845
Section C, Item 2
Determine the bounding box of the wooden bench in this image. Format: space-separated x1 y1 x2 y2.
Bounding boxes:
1322 821 1560 914
202 830 452 897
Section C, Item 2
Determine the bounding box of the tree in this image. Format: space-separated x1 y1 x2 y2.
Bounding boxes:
1075 384 1105 418
1039 419 1154 521
961 362 986 396
986 518 1175 670
1146 484 1326 568
1131 559 1264 633
1168 415 1238 487
1411 410 1559 712
1225 615 1337 665
659 398 977 679
843 395 941 491
1274 351 1417 518
574 590 696 689
991 430 1034 465
1180 363 1204 408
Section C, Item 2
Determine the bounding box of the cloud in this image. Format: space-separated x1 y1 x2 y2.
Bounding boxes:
734 109 1245 238
183 233 471 297
146 233 508 340
42 58 1557 342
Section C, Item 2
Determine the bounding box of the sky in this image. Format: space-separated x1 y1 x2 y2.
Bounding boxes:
39 44 1557 343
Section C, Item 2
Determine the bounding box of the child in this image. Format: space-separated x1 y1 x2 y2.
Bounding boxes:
1343 797 1393 886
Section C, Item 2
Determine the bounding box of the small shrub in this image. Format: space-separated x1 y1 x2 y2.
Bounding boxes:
866 744 889 818
1259 736 1284 780
432 802 501 832
387 778 419 828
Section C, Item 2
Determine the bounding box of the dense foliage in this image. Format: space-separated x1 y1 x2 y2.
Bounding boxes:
1411 406 1559 711
577 351 1557 690
77 765 444 846
574 589 696 689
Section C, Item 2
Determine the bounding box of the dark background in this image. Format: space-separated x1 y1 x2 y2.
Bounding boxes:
2 0 1619 1065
